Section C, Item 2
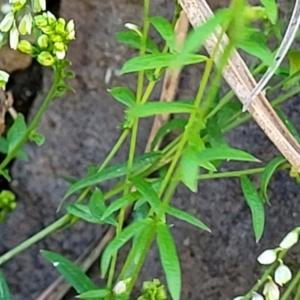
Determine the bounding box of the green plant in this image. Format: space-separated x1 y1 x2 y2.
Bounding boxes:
1 0 300 299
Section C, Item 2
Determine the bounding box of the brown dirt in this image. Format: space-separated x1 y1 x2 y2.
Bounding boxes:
0 1 300 300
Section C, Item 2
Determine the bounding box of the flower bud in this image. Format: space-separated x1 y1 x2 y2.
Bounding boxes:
18 13 33 35
263 279 280 300
0 70 9 90
279 229 299 249
274 263 292 286
0 11 14 32
17 40 33 54
46 11 56 24
9 21 19 49
11 0 26 12
257 249 277 265
32 0 46 12
252 293 264 300
66 19 74 32
125 22 142 36
55 18 66 34
113 280 127 295
37 34 48 49
37 51 55 66
34 15 47 28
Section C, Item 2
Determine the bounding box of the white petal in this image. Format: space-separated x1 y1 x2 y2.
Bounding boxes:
0 11 14 32
279 230 299 249
9 22 19 49
274 264 292 286
113 281 126 295
257 249 277 265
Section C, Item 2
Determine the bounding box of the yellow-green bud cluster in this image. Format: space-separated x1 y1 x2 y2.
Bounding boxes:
18 12 75 66
0 0 75 66
0 190 16 222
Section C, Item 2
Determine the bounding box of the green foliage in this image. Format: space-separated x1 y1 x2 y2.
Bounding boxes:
2 1 300 300
0 271 11 300
156 223 181 300
240 175 265 242
260 156 286 203
41 250 97 294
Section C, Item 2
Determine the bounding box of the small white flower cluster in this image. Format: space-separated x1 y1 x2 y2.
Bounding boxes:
0 0 75 67
233 228 300 300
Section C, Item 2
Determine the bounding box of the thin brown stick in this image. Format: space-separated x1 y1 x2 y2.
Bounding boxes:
36 11 189 300
180 0 300 172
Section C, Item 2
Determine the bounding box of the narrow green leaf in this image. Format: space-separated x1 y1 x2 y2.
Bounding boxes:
260 0 278 24
101 191 141 221
260 156 286 203
197 147 260 163
181 9 229 54
238 39 273 66
77 289 111 299
198 160 217 172
101 219 150 277
116 31 159 53
130 177 161 215
180 146 199 192
41 250 97 294
0 271 12 300
150 17 175 51
109 87 136 107
66 204 101 224
285 50 300 89
151 118 187 150
240 175 265 242
89 188 105 219
167 206 210 232
127 102 195 119
7 114 27 153
0 169 11 182
275 108 300 143
157 223 181 300
29 131 45 146
121 53 207 74
206 117 228 148
64 152 161 199
217 102 242 127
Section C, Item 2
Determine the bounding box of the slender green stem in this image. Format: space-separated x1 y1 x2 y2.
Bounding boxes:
0 67 62 171
294 273 300 300
106 0 150 291
241 250 287 300
281 269 300 300
0 132 129 266
198 167 265 180
0 215 70 265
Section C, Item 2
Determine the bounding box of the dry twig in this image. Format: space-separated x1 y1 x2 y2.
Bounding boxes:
180 0 300 172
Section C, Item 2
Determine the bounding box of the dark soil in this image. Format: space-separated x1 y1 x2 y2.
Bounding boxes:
0 0 300 300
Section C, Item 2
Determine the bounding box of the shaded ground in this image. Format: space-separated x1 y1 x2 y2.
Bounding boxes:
0 0 300 299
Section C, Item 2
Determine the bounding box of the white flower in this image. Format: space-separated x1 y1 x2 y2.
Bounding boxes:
263 280 280 300
0 11 14 32
233 297 244 300
113 280 127 295
0 70 10 90
18 13 33 35
9 21 19 49
279 229 299 249
32 0 46 12
1 3 12 14
125 22 142 36
274 263 292 286
257 249 277 265
252 293 264 300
